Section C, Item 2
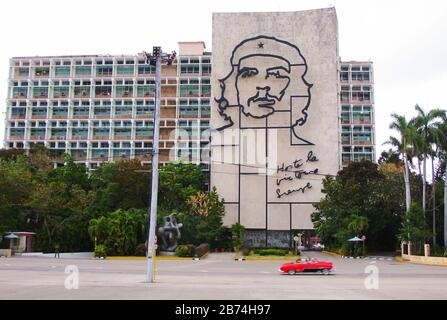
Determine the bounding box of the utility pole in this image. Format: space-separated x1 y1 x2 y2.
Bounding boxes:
142 47 176 283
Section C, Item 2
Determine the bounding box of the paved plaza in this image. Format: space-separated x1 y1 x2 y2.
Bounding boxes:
1 252 447 300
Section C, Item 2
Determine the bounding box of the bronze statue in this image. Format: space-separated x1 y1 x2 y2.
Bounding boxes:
157 213 183 252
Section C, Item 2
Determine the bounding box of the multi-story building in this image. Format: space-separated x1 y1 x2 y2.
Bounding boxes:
3 55 376 170
3 42 212 187
2 9 376 247
340 61 375 165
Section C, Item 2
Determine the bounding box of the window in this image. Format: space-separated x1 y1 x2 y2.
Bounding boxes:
31 128 46 137
16 68 29 77
180 64 200 74
72 128 88 137
138 65 155 75
96 66 113 77
54 66 71 77
95 85 112 97
115 85 133 98
32 87 48 98
116 65 134 75
12 87 28 98
202 64 211 75
75 66 92 76
35 67 50 77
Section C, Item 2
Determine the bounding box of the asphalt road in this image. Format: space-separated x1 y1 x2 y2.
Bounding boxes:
1 251 447 300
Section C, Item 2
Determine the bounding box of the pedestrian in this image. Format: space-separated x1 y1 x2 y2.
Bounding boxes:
54 243 60 259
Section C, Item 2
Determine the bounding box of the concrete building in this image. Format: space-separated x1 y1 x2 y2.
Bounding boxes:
4 43 212 186
340 61 375 165
2 8 375 247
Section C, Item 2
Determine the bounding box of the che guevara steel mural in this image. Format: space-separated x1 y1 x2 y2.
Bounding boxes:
215 35 314 146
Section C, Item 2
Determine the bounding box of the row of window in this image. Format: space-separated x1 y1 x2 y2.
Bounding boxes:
11 85 211 99
13 57 211 67
9 105 211 118
13 64 211 78
10 98 210 107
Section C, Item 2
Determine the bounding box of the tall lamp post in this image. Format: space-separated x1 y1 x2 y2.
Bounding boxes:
142 47 176 283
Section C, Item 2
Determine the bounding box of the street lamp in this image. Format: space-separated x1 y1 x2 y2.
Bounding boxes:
142 47 176 283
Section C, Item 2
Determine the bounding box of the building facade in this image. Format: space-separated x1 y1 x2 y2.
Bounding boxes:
4 43 212 187
340 61 375 165
2 9 375 247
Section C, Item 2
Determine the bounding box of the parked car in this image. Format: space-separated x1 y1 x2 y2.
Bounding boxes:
312 243 325 251
279 257 334 275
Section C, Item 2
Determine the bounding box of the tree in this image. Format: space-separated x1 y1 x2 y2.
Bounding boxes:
158 162 205 213
411 105 445 245
178 187 229 248
88 208 147 256
399 203 431 244
378 148 402 165
0 156 32 235
388 113 418 212
89 159 151 213
436 117 447 247
312 161 404 254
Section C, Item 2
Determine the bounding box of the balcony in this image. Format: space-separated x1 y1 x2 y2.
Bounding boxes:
93 115 111 119
113 135 132 140
73 115 89 119
29 135 46 141
49 136 67 140
12 94 28 100
135 136 153 140
352 118 372 124
9 136 25 140
352 140 373 145
71 136 88 140
11 114 26 119
31 115 47 119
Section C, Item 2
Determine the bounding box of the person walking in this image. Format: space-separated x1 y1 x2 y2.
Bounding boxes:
54 243 60 259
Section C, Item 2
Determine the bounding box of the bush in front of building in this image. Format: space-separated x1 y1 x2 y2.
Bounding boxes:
253 248 288 256
135 243 147 256
94 244 107 258
175 244 196 257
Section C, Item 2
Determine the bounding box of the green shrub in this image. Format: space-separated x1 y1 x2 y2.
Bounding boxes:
231 223 246 251
175 244 196 257
135 243 147 256
94 244 107 258
195 243 210 257
255 249 287 256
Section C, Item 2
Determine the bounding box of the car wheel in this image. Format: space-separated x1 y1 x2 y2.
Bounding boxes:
287 270 296 275
322 269 330 275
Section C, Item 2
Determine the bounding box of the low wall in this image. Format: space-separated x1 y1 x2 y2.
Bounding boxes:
0 249 12 257
402 254 447 266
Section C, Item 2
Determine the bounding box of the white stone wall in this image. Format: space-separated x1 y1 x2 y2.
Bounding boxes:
211 9 340 242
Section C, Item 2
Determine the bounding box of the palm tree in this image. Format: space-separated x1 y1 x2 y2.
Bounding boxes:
412 105 445 245
388 113 417 212
434 116 447 247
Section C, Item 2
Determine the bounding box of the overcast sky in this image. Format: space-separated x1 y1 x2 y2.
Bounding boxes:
1 0 446 159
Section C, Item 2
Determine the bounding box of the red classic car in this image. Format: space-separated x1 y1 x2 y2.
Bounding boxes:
279 258 334 275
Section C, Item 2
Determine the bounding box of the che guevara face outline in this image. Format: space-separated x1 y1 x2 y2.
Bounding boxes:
235 54 291 118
